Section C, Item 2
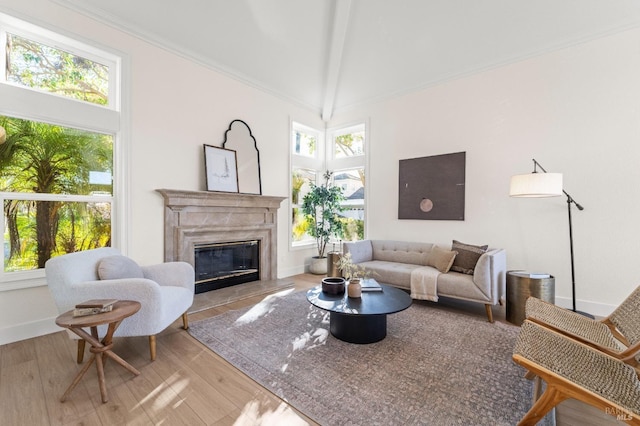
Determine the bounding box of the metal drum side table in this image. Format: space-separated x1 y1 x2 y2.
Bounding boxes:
506 271 555 326
327 251 342 277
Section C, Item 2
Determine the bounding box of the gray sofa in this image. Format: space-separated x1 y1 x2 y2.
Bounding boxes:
342 240 507 322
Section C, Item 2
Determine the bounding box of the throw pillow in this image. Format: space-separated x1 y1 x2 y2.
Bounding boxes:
450 240 488 275
427 246 458 273
97 255 144 280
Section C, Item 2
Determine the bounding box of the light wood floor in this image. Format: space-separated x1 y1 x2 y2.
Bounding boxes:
0 274 624 425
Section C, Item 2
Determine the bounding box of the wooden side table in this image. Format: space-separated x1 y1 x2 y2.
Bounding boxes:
55 300 141 403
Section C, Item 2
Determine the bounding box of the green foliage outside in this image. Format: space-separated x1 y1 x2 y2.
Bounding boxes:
0 116 113 271
335 132 365 159
340 216 364 241
7 34 109 105
291 171 306 205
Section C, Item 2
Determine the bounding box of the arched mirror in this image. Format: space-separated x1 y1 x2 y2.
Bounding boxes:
222 119 262 194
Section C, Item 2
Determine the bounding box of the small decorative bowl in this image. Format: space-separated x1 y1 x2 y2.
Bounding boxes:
321 277 346 295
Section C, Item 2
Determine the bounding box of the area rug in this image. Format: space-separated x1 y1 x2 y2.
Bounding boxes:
189 289 548 425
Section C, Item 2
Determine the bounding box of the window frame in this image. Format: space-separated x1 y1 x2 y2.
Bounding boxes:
0 13 128 291
289 120 368 251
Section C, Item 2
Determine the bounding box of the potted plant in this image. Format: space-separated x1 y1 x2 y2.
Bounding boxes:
335 252 369 298
301 170 345 274
335 252 367 281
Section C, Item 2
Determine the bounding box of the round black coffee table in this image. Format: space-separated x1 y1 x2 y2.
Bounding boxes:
306 282 412 344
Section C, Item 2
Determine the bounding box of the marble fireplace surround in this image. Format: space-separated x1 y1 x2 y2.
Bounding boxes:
156 189 286 284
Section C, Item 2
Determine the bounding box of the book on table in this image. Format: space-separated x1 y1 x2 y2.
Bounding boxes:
512 272 551 279
75 299 118 309
361 279 383 292
73 299 118 317
528 273 551 279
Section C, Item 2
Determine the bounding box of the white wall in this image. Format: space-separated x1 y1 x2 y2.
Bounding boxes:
331 28 640 316
0 0 321 344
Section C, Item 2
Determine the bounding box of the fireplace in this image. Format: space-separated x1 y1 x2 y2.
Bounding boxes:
194 240 260 293
156 189 285 293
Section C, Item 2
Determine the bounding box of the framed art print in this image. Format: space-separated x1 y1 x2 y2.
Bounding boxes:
398 151 466 220
204 144 239 193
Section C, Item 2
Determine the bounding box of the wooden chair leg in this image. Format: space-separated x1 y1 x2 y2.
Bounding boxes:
76 339 86 363
182 312 189 330
518 385 567 426
149 335 156 361
484 304 494 323
532 376 543 402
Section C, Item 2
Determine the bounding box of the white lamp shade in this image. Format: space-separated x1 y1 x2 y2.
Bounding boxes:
509 173 563 197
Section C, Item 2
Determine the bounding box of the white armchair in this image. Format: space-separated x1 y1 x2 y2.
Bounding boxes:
45 247 194 362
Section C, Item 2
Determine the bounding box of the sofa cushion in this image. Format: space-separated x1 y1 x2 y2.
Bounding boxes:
450 240 488 275
97 255 144 280
438 271 491 302
344 240 373 263
371 240 431 265
427 246 458 273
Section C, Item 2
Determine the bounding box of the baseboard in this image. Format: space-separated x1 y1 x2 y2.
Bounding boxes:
279 264 306 278
554 296 617 318
0 316 60 345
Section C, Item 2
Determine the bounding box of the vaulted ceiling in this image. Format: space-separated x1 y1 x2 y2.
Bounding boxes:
57 0 640 120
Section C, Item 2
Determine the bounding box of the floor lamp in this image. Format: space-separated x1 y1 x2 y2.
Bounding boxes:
509 159 592 318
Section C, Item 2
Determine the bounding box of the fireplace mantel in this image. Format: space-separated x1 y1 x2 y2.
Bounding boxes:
157 189 286 210
156 189 286 284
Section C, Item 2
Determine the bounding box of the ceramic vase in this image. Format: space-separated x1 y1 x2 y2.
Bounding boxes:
348 278 362 298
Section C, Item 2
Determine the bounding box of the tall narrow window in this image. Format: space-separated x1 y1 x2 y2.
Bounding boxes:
0 13 121 283
329 124 366 241
290 122 323 246
333 168 365 241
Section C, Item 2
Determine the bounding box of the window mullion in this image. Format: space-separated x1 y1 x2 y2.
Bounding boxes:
0 30 6 84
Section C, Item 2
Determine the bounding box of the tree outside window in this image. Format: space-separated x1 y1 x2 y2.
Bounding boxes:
0 116 113 270
6 33 110 105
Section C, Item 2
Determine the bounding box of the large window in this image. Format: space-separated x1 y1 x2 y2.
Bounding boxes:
0 13 121 285
290 121 366 248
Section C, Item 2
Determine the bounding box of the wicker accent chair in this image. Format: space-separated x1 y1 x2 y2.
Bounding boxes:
525 288 640 365
46 247 194 363
513 320 640 425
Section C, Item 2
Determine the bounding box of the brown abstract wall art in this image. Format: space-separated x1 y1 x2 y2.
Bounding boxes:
398 151 466 220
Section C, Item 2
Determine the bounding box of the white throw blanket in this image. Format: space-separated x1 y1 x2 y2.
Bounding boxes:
410 266 440 302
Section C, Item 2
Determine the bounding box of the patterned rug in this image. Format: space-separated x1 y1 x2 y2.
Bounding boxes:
189 288 549 425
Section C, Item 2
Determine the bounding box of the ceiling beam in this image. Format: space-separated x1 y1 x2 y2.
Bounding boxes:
321 0 352 122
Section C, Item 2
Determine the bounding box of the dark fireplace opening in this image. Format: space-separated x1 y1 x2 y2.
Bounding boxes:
194 240 260 294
